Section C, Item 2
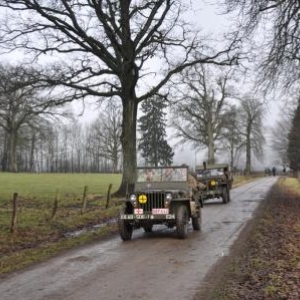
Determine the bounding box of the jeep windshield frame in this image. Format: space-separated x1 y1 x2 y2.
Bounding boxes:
136 166 188 183
195 164 229 180
134 166 190 191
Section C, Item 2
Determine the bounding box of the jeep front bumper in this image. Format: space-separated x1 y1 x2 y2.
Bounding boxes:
120 214 175 220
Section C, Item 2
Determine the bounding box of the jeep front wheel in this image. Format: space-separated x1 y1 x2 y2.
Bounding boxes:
118 207 133 241
222 187 229 204
143 224 153 233
176 205 189 239
192 209 201 231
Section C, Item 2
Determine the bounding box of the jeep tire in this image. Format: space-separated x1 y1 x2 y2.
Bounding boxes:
192 209 201 231
222 187 229 204
176 205 189 239
227 186 231 202
143 224 153 233
118 207 133 241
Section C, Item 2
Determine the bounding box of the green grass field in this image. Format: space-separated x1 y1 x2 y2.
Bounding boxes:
0 173 122 274
0 173 122 204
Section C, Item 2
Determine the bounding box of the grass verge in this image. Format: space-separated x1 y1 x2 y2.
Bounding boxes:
195 177 300 299
0 173 122 276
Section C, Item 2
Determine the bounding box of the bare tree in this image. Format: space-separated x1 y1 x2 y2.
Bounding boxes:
219 107 243 169
268 97 298 169
235 95 264 174
287 99 300 173
0 64 64 172
18 117 52 172
223 0 300 90
87 102 122 173
271 117 292 167
0 0 240 194
171 65 234 164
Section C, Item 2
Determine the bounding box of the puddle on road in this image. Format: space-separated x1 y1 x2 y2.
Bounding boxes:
64 218 117 238
222 220 245 224
241 199 262 203
215 248 230 257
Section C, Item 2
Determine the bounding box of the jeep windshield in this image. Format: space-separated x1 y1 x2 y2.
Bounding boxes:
137 167 187 182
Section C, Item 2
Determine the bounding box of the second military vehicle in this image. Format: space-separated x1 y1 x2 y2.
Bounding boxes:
195 162 233 204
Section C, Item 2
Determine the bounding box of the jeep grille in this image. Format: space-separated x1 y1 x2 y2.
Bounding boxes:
135 192 166 212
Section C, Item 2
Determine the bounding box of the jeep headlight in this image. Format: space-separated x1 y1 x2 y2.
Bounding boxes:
130 194 136 202
165 193 172 208
166 193 172 200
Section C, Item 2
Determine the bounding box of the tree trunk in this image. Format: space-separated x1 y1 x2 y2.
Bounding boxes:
112 146 118 173
207 125 215 164
245 131 251 175
29 133 36 172
1 132 8 171
8 131 18 172
114 98 137 196
230 141 234 170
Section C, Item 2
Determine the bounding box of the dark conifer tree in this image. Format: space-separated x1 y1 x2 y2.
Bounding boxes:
138 96 174 167
287 100 300 172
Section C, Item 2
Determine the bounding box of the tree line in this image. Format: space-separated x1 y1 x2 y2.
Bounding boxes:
0 100 122 173
0 63 265 175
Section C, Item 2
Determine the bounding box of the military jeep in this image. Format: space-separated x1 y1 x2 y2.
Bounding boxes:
118 166 202 240
195 163 233 204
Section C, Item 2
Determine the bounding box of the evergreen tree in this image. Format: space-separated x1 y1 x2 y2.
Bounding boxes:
138 96 174 167
287 100 300 172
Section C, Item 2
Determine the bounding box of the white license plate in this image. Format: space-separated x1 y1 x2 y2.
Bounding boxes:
166 214 175 219
136 214 147 219
120 214 134 220
152 208 169 214
134 208 143 214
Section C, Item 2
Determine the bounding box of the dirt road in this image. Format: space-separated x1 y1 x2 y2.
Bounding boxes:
0 177 277 300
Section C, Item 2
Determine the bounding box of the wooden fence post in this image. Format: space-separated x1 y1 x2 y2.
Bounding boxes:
81 185 89 214
106 184 113 209
50 190 59 221
10 193 18 233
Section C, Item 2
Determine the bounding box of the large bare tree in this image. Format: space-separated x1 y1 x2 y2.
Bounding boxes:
171 65 234 164
0 0 239 193
219 107 243 169
235 95 264 174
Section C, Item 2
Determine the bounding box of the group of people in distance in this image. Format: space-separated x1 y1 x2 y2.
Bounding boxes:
265 166 283 176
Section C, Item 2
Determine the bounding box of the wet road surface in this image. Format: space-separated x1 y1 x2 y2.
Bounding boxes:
0 177 278 300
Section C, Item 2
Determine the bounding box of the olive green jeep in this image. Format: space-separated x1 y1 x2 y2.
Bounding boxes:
195 162 233 204
118 166 202 240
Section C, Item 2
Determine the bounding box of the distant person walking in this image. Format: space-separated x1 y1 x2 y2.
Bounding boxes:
272 166 277 176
